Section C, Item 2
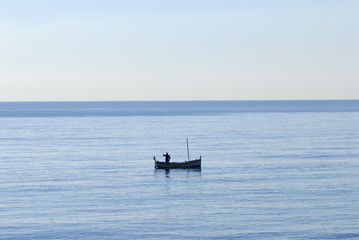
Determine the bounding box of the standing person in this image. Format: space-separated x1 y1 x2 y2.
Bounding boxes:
163 152 171 163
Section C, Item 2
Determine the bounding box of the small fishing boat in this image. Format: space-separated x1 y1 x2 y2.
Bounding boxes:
154 156 201 169
153 138 202 169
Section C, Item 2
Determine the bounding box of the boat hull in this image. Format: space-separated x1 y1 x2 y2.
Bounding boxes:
155 158 201 169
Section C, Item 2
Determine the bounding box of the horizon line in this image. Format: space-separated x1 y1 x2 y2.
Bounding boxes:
0 99 358 103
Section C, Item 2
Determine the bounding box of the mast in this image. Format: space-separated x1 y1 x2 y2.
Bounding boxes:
186 137 190 161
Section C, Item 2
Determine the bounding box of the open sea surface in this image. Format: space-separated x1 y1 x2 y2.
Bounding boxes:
0 100 359 240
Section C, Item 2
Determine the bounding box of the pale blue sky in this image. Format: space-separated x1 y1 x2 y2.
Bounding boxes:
1 0 358 101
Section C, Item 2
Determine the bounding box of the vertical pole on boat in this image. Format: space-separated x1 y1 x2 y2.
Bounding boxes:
186 137 190 162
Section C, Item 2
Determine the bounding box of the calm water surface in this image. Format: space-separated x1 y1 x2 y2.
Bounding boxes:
0 101 359 239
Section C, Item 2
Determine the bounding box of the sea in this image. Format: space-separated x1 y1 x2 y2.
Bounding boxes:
0 100 358 240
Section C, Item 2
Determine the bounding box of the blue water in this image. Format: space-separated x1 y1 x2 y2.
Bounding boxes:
0 101 358 239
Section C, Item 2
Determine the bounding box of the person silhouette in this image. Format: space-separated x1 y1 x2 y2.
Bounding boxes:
163 152 171 163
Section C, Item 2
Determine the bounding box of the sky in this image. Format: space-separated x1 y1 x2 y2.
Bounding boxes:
0 0 358 101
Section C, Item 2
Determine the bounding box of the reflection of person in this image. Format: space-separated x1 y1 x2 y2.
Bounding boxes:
163 152 171 163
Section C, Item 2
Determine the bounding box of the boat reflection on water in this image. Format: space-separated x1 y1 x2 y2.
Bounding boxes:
154 168 201 178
